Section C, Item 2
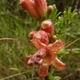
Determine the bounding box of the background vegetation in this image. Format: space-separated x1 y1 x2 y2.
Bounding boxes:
0 0 80 80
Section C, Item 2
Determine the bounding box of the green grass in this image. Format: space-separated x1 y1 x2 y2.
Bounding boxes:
0 0 80 80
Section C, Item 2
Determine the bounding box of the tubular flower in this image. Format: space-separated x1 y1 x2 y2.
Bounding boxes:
26 39 66 77
29 30 49 45
35 0 47 16
20 0 39 19
40 19 54 38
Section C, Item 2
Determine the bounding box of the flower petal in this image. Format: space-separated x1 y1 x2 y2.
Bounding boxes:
38 64 48 77
31 39 46 49
52 57 66 70
49 40 65 54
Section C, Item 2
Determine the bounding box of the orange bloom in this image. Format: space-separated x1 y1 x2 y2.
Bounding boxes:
20 0 39 19
26 39 66 77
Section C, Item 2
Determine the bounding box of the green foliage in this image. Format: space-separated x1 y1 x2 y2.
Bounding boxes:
56 8 77 39
0 0 80 80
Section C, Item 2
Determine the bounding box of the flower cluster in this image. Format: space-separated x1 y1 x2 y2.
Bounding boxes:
20 0 66 78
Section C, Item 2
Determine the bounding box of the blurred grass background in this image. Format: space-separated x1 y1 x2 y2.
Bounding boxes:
0 0 80 80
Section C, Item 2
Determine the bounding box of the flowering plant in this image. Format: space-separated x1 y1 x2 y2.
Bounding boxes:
20 0 66 78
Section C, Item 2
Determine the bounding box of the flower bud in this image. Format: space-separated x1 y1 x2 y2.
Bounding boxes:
20 0 39 19
29 30 49 45
47 5 53 15
41 20 54 38
38 65 48 77
35 0 47 17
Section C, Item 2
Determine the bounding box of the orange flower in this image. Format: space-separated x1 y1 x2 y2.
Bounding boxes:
40 19 54 38
26 39 66 77
20 0 39 19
